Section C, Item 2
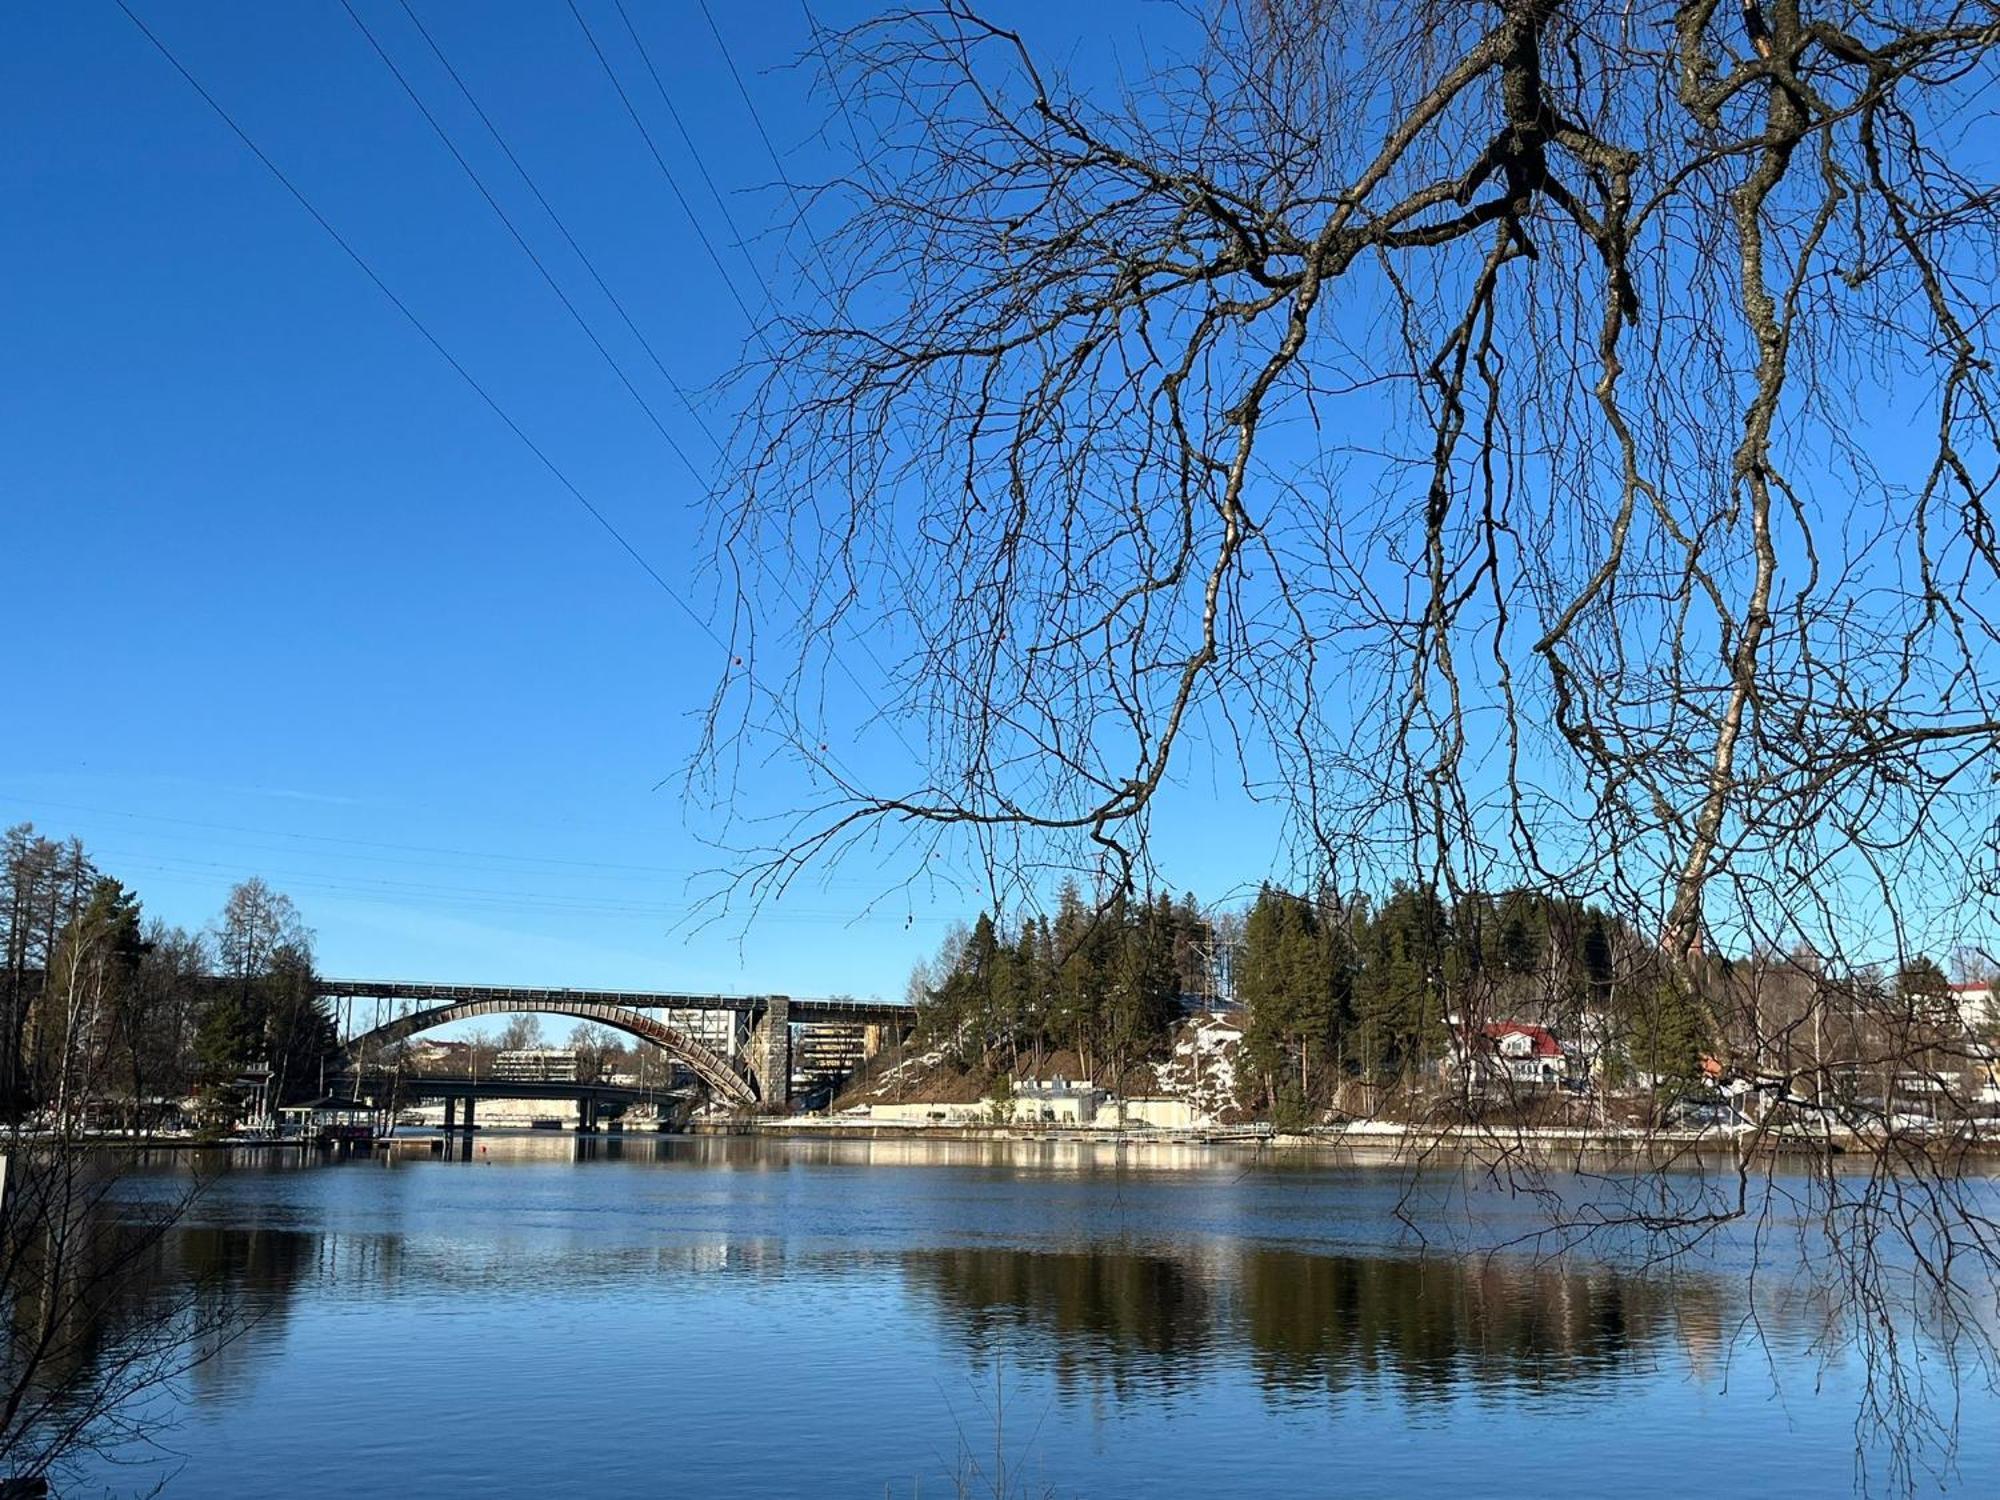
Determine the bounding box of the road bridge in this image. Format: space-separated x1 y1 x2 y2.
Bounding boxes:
11 971 913 1112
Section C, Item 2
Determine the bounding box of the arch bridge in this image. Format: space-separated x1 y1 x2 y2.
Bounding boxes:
341 996 763 1107
326 981 915 1112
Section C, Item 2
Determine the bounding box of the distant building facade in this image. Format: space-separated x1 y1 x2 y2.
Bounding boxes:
1949 982 1999 1034
405 1039 470 1070
493 1049 580 1083
662 1008 740 1057
1009 1078 1108 1125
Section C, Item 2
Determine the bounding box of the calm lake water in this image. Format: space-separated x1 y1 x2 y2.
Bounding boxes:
56 1135 2000 1498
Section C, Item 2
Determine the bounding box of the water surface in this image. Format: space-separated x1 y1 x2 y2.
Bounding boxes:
60 1135 2000 1498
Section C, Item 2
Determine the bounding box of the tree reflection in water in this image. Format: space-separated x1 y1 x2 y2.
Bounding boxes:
903 1248 1217 1402
902 1243 1761 1409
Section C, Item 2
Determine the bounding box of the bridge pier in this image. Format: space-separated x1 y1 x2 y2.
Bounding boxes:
576 1095 599 1134
462 1095 476 1133
443 1097 457 1134
749 996 792 1113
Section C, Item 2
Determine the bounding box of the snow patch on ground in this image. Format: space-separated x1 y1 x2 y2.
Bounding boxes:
859 1046 946 1097
840 1015 1249 1121
1149 1014 1245 1123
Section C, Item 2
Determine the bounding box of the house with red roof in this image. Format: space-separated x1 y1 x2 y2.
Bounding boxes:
1446 1019 1570 1087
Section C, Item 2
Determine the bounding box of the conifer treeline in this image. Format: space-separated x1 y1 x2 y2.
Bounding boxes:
918 886 1209 1083
1231 885 1635 1114
917 880 1677 1105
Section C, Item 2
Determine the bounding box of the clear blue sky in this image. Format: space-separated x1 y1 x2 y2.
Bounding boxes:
1 0 1157 998
14 5 1967 994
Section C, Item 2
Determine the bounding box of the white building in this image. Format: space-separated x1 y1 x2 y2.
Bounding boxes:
661 1007 741 1058
494 1049 579 1083
1008 1078 1108 1126
1446 1020 1569 1087
1948 982 1999 1035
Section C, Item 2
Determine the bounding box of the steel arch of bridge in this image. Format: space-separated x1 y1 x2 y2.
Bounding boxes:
341 997 758 1107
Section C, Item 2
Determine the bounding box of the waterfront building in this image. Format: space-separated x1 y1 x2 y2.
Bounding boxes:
1009 1078 1109 1125
1446 1020 1570 1087
405 1039 470 1070
1948 981 2000 1034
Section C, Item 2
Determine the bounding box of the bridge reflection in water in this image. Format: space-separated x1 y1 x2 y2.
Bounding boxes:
50 1220 1737 1420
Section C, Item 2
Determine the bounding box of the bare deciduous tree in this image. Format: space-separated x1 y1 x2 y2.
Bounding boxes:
725 0 1999 935
718 1 2000 1485
496 1014 544 1053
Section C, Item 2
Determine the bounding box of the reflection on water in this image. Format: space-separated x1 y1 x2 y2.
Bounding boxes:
901 1243 1748 1408
50 1219 1728 1415
17 1137 1998 1499
1236 1250 1688 1399
906 1247 1218 1401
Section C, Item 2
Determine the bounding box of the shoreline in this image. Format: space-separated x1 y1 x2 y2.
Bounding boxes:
749 1115 2000 1160
31 1119 2000 1167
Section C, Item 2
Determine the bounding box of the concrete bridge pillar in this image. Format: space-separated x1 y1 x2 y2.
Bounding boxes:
576 1095 598 1133
749 996 791 1112
443 1096 457 1134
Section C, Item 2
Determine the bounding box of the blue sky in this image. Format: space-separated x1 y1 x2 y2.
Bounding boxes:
3 0 1136 998
9 4 1984 997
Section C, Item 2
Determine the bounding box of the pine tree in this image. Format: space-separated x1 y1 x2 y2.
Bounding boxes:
1239 886 1294 1108
1628 978 1708 1090
1353 885 1450 1080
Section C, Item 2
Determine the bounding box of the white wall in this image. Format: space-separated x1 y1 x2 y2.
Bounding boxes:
1118 1097 1196 1130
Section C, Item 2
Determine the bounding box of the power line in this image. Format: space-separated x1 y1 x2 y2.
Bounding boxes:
607 2 891 712
797 0 886 202
113 0 726 653
388 1 921 769
562 0 760 328
697 0 816 234
93 849 949 925
614 3 928 720
336 0 705 481
697 1 935 718
613 0 760 283
92 851 685 913
0 792 900 901
391 0 725 454
119 1 915 788
0 792 693 873
105 837 674 887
